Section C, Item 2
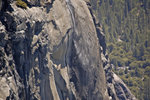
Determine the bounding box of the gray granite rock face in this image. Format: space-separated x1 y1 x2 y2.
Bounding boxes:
0 0 136 100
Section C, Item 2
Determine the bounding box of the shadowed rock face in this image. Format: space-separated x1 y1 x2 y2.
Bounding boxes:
0 0 136 100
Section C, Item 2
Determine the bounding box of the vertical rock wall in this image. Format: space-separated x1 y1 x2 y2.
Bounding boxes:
0 0 109 100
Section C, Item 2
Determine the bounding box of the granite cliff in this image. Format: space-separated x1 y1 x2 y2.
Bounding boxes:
0 0 136 100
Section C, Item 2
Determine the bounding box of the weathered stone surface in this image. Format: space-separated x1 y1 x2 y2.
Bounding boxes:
27 0 52 6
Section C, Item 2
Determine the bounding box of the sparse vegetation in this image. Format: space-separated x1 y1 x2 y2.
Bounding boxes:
16 0 27 9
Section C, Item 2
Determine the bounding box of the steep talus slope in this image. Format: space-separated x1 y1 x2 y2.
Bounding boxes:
0 0 136 100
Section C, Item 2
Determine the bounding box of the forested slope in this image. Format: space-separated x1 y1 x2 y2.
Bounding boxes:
90 0 150 99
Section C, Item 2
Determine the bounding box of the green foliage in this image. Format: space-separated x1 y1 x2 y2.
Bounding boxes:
143 77 150 100
145 66 150 76
118 69 124 75
16 0 27 9
90 0 150 99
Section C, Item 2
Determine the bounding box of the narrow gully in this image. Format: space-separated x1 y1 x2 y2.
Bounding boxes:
64 0 78 99
65 0 77 33
64 0 76 66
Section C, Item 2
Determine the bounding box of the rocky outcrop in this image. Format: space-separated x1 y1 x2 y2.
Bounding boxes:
0 0 136 100
0 0 108 100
